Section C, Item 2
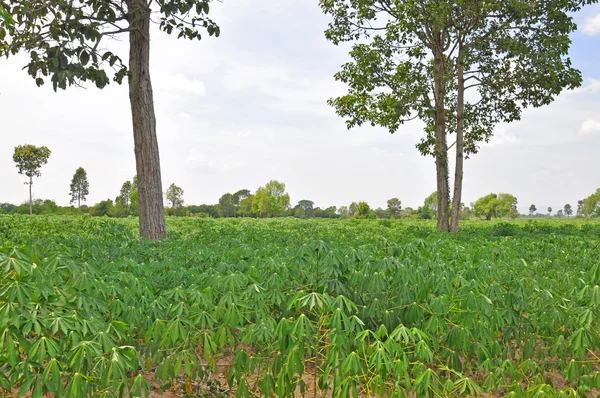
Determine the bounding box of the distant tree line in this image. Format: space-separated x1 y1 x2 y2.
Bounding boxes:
5 145 600 220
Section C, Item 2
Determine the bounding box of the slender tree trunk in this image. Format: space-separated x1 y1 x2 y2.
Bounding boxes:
450 45 465 233
433 47 450 232
127 0 167 240
29 176 32 215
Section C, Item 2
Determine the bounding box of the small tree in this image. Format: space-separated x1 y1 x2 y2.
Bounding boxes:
119 181 133 211
69 167 89 208
564 204 573 218
166 183 184 209
297 200 315 218
582 189 600 218
13 144 51 215
354 201 375 219
473 193 499 221
529 204 537 217
386 198 402 219
547 207 553 216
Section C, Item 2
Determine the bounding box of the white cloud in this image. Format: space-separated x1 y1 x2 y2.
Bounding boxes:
583 14 600 35
580 119 600 136
488 129 520 147
157 73 206 95
185 149 247 172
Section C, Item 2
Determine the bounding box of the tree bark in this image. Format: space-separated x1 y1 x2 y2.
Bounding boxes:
29 176 32 215
450 45 465 233
433 47 450 232
127 0 167 240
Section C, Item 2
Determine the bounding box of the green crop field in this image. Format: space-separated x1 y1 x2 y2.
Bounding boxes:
1 215 600 397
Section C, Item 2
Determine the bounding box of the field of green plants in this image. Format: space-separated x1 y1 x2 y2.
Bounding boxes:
1 215 600 397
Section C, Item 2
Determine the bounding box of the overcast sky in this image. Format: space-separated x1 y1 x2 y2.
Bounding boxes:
1 1 599 213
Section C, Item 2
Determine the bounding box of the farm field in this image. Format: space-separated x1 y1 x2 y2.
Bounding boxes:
1 216 600 397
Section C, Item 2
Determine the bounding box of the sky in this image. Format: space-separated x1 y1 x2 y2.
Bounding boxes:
0 1 599 214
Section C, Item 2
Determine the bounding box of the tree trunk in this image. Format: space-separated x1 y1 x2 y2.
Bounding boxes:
433 47 450 232
29 176 32 215
127 0 167 240
450 45 465 233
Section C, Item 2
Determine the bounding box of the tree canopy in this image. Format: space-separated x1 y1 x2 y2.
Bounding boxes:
320 0 592 232
69 167 89 208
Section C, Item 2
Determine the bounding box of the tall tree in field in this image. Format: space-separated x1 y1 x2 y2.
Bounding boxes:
1 0 220 240
13 144 51 215
69 167 89 208
119 181 133 211
564 203 573 218
320 0 590 232
547 207 553 216
165 183 184 209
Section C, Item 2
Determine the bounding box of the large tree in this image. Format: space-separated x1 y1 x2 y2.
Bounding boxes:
13 144 51 215
1 0 220 240
320 0 590 232
69 167 89 208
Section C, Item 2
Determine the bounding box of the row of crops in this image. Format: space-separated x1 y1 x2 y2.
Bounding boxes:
1 215 600 397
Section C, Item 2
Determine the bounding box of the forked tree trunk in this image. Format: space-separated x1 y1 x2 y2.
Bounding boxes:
127 0 167 240
450 45 465 233
433 47 450 232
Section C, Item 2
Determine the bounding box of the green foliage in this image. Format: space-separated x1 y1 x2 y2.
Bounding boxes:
89 199 114 217
251 180 290 217
473 193 518 220
13 144 51 179
423 192 439 218
1 216 600 396
530 204 538 216
564 204 573 217
320 0 591 232
581 189 600 218
353 201 376 219
386 197 402 219
1 0 219 91
108 201 128 218
69 167 90 207
219 193 236 217
129 189 139 217
119 180 133 211
165 183 184 209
